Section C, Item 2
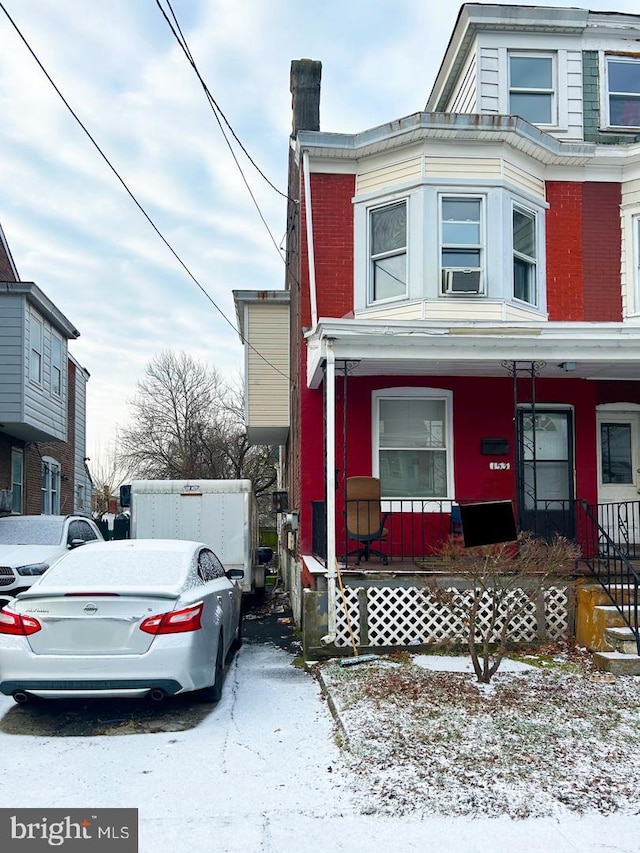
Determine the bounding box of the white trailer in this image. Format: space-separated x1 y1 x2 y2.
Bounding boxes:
129 479 264 595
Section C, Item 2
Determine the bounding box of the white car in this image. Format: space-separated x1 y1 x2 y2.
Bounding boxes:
0 539 243 704
0 514 104 600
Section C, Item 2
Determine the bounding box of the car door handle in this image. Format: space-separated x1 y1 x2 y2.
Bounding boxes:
217 595 223 605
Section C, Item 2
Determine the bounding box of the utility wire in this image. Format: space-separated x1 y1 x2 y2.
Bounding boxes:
163 0 291 203
156 0 286 261
0 1 291 383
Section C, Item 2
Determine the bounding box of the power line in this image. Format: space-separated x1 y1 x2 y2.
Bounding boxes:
0 1 291 384
156 0 287 261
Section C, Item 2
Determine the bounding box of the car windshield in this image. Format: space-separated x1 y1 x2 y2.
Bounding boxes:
38 547 189 588
0 517 65 546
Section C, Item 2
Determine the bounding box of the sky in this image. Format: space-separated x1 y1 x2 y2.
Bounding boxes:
0 0 639 462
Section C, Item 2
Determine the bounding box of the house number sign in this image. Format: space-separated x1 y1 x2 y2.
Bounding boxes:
489 462 511 470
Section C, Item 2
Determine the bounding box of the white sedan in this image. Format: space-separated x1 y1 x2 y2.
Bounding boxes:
0 539 243 704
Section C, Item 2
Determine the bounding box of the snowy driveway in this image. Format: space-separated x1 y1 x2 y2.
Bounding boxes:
0 643 638 852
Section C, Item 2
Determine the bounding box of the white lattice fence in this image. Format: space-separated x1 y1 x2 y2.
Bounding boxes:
335 585 570 648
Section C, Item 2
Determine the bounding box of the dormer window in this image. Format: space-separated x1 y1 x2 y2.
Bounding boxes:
369 201 407 303
509 53 555 125
606 56 640 128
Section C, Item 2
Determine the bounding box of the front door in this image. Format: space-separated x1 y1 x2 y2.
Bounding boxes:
597 411 640 552
517 408 575 539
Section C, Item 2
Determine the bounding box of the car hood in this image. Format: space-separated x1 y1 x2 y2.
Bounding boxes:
0 544 65 568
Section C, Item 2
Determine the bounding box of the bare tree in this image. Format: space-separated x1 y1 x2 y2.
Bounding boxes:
87 440 136 515
119 351 225 479
430 532 580 683
118 352 277 518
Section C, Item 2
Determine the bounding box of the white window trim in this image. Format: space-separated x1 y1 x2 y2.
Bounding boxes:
508 51 557 128
29 313 43 386
11 448 23 514
439 193 485 296
51 333 63 397
371 387 455 510
512 202 538 308
368 198 408 306
41 456 61 515
604 54 640 130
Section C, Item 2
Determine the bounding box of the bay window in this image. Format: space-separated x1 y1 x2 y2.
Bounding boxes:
369 201 407 302
440 196 484 294
513 206 537 305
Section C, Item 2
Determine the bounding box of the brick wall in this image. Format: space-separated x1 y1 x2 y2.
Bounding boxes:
310 173 355 320
546 181 621 321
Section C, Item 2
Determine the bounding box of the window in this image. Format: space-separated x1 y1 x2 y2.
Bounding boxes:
440 196 483 294
41 457 61 514
198 549 225 582
11 449 23 514
509 53 555 125
68 519 99 544
607 57 640 128
30 314 43 384
375 391 451 499
601 423 633 484
369 201 407 302
51 334 62 397
513 206 537 305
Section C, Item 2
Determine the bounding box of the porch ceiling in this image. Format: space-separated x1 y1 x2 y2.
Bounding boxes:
305 320 640 388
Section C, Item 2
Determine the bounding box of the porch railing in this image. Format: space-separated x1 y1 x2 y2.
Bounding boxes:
577 500 640 656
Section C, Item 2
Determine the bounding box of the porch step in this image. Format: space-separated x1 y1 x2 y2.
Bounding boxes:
590 606 626 651
604 626 640 656
593 651 640 676
576 583 638 651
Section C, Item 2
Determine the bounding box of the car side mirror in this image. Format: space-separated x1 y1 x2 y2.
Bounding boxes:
226 569 244 581
68 538 86 549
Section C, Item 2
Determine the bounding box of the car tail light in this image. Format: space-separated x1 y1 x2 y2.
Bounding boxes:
140 602 204 635
0 609 41 635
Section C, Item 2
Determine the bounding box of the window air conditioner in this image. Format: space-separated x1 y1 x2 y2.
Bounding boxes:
443 268 482 294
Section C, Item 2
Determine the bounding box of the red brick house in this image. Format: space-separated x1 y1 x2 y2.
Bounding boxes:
235 4 640 655
0 223 92 518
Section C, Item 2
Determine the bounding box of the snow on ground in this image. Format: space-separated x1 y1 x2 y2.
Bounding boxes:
316 646 640 825
0 642 639 852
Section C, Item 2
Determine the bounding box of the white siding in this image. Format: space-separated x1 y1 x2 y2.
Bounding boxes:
23 306 66 441
502 161 545 199
425 157 502 180
357 299 545 323
449 53 477 114
246 302 289 429
479 47 500 114
356 157 423 195
565 50 584 140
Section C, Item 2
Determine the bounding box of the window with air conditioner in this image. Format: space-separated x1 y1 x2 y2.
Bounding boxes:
440 196 484 295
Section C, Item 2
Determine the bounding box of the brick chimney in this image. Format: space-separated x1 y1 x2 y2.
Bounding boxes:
290 59 322 135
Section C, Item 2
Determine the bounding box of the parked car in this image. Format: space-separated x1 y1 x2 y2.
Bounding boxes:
0 514 104 600
0 538 244 705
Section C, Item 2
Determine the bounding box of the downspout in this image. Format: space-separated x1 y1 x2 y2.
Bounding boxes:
302 149 318 328
321 340 337 644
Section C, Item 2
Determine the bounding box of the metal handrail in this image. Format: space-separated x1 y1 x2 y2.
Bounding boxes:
579 500 640 656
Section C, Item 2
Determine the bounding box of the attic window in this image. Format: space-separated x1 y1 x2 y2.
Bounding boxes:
607 56 640 128
509 53 555 125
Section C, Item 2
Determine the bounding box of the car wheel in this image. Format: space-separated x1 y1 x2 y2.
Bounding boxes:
196 634 225 703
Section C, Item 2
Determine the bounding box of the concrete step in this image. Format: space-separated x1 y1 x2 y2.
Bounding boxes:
591 606 627 651
604 626 640 655
593 651 640 676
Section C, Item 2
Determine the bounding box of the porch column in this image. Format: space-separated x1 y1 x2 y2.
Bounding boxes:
324 342 337 641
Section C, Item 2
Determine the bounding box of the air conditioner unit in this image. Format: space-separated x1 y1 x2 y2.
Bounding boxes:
443 268 482 294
